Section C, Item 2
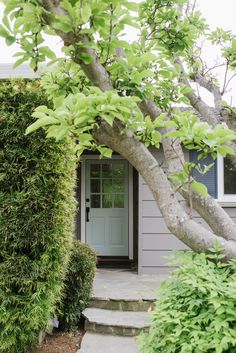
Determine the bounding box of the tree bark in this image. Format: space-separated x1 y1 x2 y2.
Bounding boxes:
39 0 236 258
93 122 236 259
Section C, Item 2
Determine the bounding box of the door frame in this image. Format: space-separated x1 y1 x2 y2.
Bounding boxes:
80 155 134 260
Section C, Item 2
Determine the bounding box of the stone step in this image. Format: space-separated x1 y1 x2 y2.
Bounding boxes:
83 308 150 337
78 332 138 353
90 297 154 312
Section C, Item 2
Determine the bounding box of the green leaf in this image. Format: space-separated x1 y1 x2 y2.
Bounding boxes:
79 133 93 143
74 115 90 126
78 52 93 64
35 105 51 113
181 86 194 94
217 145 235 157
81 5 92 23
192 180 208 197
46 125 69 140
0 24 9 38
25 117 59 135
122 2 139 11
100 114 114 126
13 57 28 68
53 19 72 33
39 46 56 60
98 147 112 158
5 35 15 46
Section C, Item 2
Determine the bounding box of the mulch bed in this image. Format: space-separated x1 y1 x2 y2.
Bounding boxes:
30 329 84 353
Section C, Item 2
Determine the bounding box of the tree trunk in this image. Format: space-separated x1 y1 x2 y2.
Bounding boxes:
39 0 236 258
93 122 236 259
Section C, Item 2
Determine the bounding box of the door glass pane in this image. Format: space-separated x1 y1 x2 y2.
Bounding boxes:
113 163 124 178
91 194 100 208
102 164 112 178
90 164 100 177
114 194 124 208
91 179 100 193
102 194 112 208
224 158 236 194
102 179 112 193
113 179 124 193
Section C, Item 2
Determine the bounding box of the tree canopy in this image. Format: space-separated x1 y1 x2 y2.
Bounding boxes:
1 0 236 257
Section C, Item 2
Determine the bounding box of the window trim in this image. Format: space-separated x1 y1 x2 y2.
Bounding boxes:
216 155 236 205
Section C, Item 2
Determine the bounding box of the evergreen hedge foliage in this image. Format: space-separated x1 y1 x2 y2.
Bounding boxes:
0 80 77 353
59 241 97 333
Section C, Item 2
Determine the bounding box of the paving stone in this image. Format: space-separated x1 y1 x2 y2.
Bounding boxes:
92 269 167 302
79 270 167 350
90 298 154 312
83 308 150 329
83 308 150 336
78 332 139 353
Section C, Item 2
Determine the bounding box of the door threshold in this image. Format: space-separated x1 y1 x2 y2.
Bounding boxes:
97 257 135 269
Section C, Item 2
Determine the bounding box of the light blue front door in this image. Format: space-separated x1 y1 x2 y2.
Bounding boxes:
85 160 129 256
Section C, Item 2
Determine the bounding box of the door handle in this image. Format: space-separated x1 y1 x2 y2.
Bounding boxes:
86 206 90 222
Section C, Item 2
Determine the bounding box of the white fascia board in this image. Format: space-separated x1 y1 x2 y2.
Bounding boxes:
0 63 40 79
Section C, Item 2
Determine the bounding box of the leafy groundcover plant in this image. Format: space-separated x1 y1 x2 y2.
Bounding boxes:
59 241 97 333
0 80 77 353
139 245 236 353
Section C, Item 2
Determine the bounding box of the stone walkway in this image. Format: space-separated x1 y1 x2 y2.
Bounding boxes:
79 332 138 353
78 269 168 353
92 269 168 301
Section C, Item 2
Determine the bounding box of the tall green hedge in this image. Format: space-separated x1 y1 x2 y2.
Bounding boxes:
59 241 97 333
0 80 77 353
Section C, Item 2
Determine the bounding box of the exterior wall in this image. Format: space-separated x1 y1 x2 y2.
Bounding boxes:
0 64 39 79
2 64 236 274
139 174 188 275
138 149 236 275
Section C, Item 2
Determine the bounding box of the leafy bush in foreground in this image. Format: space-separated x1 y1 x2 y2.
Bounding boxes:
139 247 236 353
0 80 77 353
59 241 97 333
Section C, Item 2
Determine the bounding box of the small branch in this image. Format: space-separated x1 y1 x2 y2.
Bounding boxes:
174 56 220 125
204 62 227 75
104 4 114 65
222 60 229 94
188 174 193 218
193 73 223 112
223 72 236 94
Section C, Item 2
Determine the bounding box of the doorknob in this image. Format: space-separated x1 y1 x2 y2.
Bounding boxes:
86 206 90 222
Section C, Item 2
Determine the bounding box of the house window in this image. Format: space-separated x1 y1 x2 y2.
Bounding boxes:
190 151 236 204
189 151 218 198
217 155 236 203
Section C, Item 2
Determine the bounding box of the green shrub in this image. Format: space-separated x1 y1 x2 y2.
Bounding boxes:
0 80 77 353
139 247 236 353
59 241 97 332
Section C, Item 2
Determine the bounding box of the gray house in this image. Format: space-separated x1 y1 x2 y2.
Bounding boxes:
2 64 236 274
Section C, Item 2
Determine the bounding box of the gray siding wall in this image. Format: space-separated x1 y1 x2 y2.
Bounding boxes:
0 64 39 79
138 150 236 275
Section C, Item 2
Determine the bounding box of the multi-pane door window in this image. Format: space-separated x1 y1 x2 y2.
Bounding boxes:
89 162 126 209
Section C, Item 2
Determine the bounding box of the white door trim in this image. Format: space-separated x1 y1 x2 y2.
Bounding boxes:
80 155 133 260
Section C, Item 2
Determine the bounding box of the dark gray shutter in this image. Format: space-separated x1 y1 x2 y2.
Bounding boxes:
189 151 218 198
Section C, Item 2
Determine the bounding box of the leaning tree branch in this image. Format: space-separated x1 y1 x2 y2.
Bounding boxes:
93 121 236 258
192 73 223 113
40 0 236 253
175 56 220 125
180 189 236 241
41 0 113 91
134 95 236 241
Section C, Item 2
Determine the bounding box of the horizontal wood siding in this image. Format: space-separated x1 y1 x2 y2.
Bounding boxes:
139 174 188 274
0 64 39 79
138 150 236 275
